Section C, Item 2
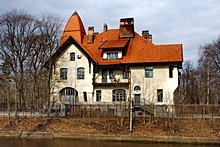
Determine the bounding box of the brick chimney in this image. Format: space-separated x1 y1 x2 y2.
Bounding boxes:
147 34 153 43
87 27 94 44
142 30 152 43
142 30 149 39
103 23 108 32
119 18 134 38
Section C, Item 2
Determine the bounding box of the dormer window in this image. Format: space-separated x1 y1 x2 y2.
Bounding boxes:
107 52 118 59
99 39 129 60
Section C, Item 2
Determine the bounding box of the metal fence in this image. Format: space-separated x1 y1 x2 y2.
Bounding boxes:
1 104 220 119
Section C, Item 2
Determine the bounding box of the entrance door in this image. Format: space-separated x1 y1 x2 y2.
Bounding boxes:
133 94 140 106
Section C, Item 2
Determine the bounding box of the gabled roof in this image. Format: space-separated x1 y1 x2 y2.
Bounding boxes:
49 36 97 65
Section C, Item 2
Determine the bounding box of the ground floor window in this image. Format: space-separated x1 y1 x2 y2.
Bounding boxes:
157 89 163 102
96 90 101 102
60 87 77 104
112 89 126 101
83 91 87 102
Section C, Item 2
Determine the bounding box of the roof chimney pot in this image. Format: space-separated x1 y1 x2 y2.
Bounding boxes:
87 27 94 44
103 23 108 32
119 18 134 38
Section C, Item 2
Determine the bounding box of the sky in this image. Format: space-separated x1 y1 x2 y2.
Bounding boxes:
0 0 220 66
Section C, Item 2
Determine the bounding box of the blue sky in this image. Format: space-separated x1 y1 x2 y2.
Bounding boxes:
1 0 219 66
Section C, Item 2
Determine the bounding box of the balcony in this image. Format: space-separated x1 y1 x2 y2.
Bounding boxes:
93 77 130 88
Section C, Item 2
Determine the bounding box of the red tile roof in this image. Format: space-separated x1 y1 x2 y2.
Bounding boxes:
99 39 129 50
57 12 183 66
122 43 183 63
60 11 86 44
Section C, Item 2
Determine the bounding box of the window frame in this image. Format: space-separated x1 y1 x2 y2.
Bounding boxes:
134 85 141 91
70 52 75 61
96 90 101 102
112 89 126 102
123 70 128 79
77 67 85 79
107 52 118 60
109 68 115 79
145 66 153 78
83 91 87 102
60 68 67 80
157 89 163 102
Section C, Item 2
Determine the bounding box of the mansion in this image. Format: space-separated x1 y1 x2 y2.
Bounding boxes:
49 11 183 115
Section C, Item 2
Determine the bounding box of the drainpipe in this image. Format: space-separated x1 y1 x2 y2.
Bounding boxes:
129 69 132 133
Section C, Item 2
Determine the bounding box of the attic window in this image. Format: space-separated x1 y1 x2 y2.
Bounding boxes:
70 52 75 61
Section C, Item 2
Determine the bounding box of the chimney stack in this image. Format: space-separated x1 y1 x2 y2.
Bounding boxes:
119 18 134 38
142 30 152 43
87 27 94 44
103 23 108 32
147 34 153 43
142 30 149 39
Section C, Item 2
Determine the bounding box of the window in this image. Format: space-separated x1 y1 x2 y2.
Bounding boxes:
96 90 101 102
145 66 153 78
157 89 163 102
169 65 173 78
60 88 77 104
112 89 126 101
60 68 67 80
70 52 75 61
109 69 115 79
107 52 118 59
77 67 85 79
123 71 128 79
61 87 74 96
134 86 141 91
102 69 107 83
83 92 87 102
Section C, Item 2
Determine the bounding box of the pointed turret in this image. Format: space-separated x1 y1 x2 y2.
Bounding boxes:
60 11 86 44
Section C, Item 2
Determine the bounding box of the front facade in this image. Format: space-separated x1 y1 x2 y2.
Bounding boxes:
49 12 183 113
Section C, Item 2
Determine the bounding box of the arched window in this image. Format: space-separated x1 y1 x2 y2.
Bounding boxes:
134 85 141 91
112 89 126 101
77 67 85 79
60 87 78 104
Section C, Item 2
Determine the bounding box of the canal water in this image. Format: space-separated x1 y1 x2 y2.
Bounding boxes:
0 138 218 147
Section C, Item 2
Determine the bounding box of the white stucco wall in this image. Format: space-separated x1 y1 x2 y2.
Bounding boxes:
51 43 179 106
130 64 179 105
51 44 94 104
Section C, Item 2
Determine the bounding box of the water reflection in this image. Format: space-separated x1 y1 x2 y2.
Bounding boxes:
0 138 218 147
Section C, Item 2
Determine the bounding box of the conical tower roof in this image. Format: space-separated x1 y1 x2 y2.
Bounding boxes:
60 11 86 44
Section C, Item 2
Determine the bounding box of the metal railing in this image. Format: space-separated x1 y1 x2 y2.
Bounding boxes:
1 104 220 119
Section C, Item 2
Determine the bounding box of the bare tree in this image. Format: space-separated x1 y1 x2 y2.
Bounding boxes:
36 13 63 120
0 9 38 123
197 37 220 104
0 9 63 122
177 60 200 104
